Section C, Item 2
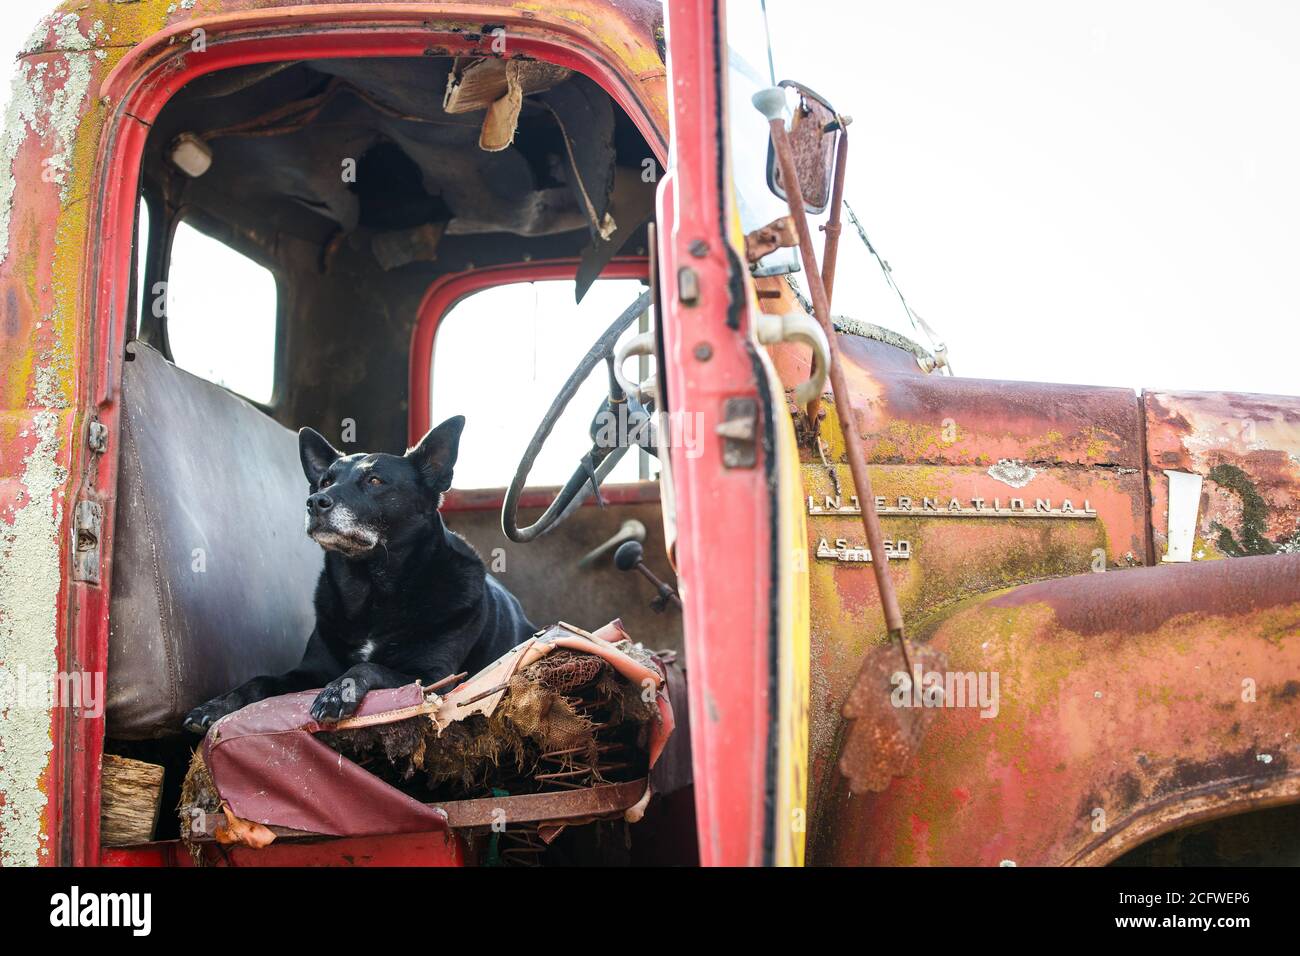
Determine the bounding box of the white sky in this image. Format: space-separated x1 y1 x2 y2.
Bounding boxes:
432 278 654 488
4 0 1298 413
762 0 1300 394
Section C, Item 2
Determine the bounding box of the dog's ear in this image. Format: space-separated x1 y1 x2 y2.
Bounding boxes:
406 415 465 494
299 427 342 484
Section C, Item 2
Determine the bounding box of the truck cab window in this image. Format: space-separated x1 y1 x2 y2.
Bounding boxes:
430 277 655 490
134 197 150 338
164 220 278 404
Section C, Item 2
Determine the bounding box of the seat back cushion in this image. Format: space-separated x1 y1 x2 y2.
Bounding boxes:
107 342 322 738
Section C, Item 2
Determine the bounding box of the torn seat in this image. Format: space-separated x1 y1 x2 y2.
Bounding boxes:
180 621 677 857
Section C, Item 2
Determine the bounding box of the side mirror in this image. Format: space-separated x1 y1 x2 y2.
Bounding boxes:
763 81 843 215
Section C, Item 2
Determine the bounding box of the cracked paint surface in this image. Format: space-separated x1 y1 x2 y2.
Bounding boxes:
0 4 110 868
1 334 73 866
1145 391 1300 560
0 406 66 866
0 14 105 265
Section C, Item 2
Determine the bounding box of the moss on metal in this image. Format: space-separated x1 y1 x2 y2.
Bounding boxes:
1208 463 1276 556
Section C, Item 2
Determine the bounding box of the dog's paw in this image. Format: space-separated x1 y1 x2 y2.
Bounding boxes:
183 697 236 735
310 678 363 723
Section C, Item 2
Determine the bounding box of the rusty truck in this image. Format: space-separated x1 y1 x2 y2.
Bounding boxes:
0 0 1297 867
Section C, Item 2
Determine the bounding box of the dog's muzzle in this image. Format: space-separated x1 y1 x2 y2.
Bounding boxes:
305 499 380 556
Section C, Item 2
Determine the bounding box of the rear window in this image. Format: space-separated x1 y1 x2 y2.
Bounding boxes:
164 220 278 404
430 278 655 490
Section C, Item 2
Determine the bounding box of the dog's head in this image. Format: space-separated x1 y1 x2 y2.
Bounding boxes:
298 416 465 558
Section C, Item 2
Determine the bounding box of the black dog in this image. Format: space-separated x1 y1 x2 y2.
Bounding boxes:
183 416 535 732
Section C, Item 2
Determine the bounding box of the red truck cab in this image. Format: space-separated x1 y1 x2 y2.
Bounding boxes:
1 0 1297 868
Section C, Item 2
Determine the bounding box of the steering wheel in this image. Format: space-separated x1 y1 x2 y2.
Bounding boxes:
502 290 655 543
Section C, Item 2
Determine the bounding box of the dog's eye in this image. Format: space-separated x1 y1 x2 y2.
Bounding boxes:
367 475 383 486
319 476 333 489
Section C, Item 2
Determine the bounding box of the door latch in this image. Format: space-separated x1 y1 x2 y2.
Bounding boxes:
717 397 759 468
72 499 104 585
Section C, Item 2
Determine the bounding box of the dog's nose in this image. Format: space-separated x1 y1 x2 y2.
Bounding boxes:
307 492 334 514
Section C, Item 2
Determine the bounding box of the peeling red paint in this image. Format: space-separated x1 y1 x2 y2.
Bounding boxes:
989 550 1300 636
1145 390 1300 559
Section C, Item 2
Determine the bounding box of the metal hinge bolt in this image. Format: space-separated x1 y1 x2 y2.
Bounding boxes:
88 420 108 454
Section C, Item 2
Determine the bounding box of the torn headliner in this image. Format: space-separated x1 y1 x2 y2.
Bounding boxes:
133 54 659 454
143 56 655 259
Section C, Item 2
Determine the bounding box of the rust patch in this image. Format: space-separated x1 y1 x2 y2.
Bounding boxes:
1154 746 1288 800
988 552 1300 637
856 372 1144 467
1145 391 1300 560
812 568 1300 866
837 640 945 794
1273 681 1300 701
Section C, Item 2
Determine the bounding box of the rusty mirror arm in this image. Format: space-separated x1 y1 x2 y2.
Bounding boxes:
753 87 902 630
755 86 936 794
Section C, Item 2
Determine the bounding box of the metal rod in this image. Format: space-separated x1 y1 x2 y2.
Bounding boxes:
455 681 510 707
426 671 468 692
820 126 851 309
766 116 906 640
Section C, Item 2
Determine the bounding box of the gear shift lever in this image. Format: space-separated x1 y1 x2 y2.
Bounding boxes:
578 519 646 568
614 540 682 612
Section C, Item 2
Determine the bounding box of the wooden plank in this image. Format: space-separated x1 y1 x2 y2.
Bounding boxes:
100 754 164 846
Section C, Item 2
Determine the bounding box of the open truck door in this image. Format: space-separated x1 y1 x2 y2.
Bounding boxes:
657 0 811 866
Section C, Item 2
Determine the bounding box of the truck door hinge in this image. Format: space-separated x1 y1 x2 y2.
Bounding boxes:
87 420 108 454
717 397 759 469
73 499 104 585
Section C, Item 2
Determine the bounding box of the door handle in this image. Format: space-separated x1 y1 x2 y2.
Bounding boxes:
755 311 830 406
613 332 658 403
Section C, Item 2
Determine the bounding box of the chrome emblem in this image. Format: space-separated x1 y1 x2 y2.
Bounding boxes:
815 537 912 563
807 494 1097 519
